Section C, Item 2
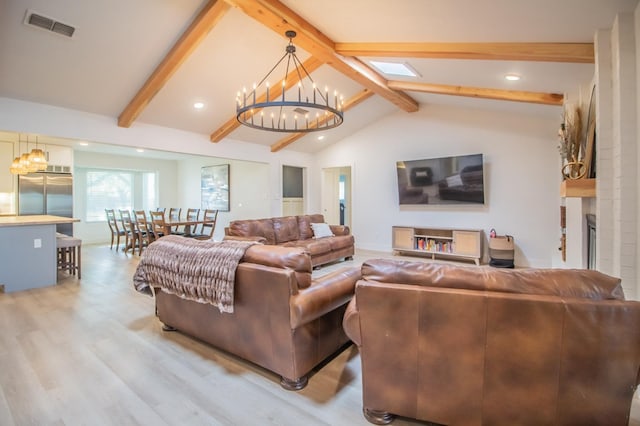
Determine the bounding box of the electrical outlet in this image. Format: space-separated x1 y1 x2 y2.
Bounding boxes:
34 238 42 248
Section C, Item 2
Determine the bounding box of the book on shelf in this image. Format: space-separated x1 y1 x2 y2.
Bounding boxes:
414 237 455 253
424 239 454 253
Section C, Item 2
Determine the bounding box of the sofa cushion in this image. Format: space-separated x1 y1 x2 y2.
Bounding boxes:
273 216 300 244
361 259 625 300
298 214 325 240
328 235 354 250
229 219 276 245
282 239 332 256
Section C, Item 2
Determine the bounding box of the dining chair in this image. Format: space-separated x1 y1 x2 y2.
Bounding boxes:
118 210 133 253
168 207 182 234
119 209 140 255
185 208 200 235
192 209 218 240
150 210 168 240
134 210 155 253
105 209 126 251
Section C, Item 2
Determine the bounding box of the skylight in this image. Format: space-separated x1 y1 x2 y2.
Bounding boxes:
369 61 419 77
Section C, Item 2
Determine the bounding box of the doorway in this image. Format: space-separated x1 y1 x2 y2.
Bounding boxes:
282 165 305 216
322 166 351 227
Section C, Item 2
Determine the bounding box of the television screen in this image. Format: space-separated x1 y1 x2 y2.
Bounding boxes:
396 153 484 205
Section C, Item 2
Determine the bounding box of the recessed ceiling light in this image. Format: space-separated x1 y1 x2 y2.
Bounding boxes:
505 74 521 81
78 142 89 146
369 61 419 77
136 148 144 153
193 102 205 109
317 135 325 140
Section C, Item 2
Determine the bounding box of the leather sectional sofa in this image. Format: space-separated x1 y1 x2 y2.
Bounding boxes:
153 243 360 390
343 259 640 425
224 214 354 267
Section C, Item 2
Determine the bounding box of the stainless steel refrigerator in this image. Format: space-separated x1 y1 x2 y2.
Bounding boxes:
18 173 74 236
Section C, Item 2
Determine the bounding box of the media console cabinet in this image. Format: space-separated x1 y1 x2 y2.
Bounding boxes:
392 226 483 265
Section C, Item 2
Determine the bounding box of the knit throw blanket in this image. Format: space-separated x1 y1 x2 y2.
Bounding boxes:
133 236 256 313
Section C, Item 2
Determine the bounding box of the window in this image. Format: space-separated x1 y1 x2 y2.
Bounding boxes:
143 172 156 211
84 169 157 222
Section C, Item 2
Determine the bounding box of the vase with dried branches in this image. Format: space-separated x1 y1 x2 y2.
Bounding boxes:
558 103 585 179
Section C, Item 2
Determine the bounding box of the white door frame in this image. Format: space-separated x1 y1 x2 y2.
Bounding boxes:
321 166 351 226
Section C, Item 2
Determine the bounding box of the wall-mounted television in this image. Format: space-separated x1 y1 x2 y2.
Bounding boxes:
396 153 485 205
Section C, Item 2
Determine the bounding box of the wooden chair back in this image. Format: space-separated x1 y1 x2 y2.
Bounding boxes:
186 208 200 234
134 210 155 249
169 207 182 233
119 209 132 223
119 209 140 255
169 207 181 221
150 210 167 239
197 209 218 240
105 209 125 251
118 210 132 236
105 209 118 230
186 208 200 221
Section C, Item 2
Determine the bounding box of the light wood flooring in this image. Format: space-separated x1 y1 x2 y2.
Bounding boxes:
0 244 638 425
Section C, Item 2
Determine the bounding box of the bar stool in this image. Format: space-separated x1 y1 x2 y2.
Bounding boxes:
56 234 82 279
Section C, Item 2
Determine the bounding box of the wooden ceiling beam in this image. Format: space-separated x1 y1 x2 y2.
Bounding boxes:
270 88 374 152
387 81 563 106
118 0 230 128
223 0 419 113
210 56 323 142
335 42 594 63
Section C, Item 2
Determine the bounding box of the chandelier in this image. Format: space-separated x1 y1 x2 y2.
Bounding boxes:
236 30 343 133
9 135 48 175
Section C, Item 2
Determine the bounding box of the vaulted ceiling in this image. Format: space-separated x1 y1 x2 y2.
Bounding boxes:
0 0 637 154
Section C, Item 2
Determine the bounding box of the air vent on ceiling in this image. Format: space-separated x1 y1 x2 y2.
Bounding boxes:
24 10 76 38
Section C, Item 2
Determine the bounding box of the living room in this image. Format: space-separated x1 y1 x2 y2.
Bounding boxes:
1 0 640 424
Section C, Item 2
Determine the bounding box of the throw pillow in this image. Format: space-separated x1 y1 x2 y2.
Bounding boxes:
311 222 334 239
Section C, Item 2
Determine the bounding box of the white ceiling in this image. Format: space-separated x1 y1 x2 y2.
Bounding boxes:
0 0 637 155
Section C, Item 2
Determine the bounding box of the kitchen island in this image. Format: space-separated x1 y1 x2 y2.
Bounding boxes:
0 215 79 293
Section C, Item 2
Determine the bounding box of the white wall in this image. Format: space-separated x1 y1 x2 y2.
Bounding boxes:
316 104 562 267
590 10 640 301
176 157 271 241
636 6 640 302
593 12 640 301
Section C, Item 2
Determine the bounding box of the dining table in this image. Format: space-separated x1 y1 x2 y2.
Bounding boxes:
161 218 215 237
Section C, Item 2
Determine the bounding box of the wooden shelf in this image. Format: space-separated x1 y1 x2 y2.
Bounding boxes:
560 178 595 198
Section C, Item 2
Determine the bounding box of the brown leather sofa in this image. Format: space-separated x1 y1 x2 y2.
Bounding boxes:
224 214 354 267
343 258 640 425
154 244 360 390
